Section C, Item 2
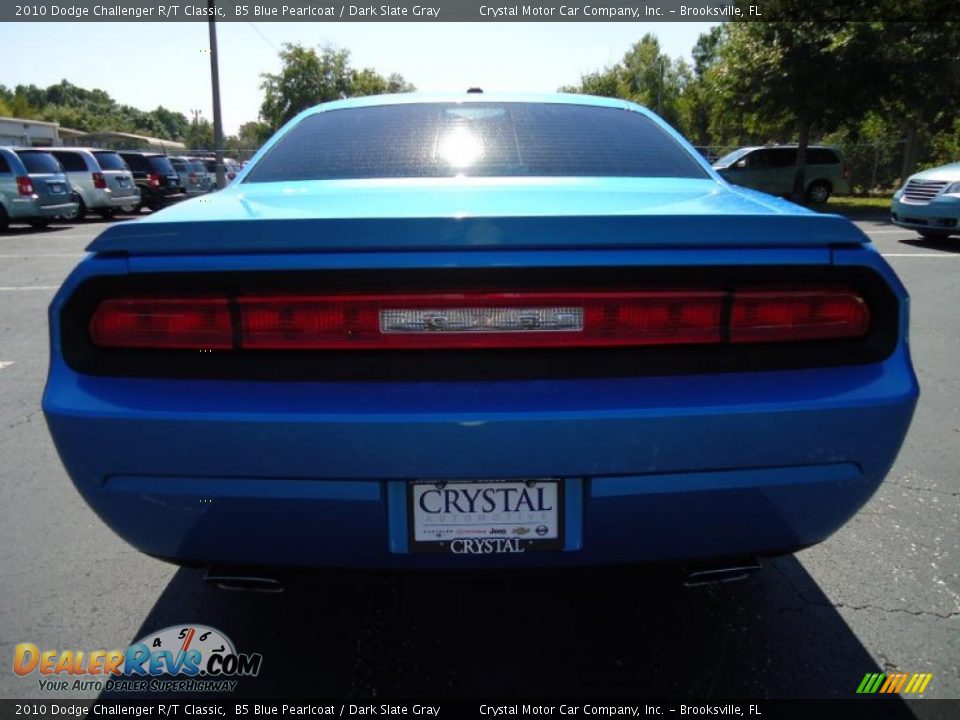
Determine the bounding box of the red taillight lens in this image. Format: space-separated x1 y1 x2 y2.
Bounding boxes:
87 287 870 351
237 292 726 350
147 173 160 188
89 298 233 349
730 289 870 343
16 176 34 196
92 172 107 189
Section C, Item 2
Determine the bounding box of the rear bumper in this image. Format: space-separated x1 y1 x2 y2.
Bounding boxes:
6 196 77 220
44 355 918 569
84 188 141 209
139 189 187 208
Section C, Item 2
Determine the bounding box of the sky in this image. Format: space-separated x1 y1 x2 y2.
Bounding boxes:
0 22 716 135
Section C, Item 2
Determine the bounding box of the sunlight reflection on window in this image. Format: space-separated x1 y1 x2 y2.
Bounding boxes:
437 127 484 169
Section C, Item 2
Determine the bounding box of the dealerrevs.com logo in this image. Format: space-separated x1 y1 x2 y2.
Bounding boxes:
13 625 262 693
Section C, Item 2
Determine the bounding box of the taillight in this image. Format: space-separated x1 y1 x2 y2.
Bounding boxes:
89 298 233 349
238 291 726 350
188 172 198 184
92 172 107 189
147 173 160 188
731 289 869 343
16 176 34 196
227 172 236 181
844 164 852 181
87 287 870 351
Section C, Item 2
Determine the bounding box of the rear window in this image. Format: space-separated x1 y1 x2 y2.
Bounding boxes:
92 152 128 171
147 156 177 174
245 102 707 182
120 153 148 171
0 154 11 174
52 152 88 172
169 159 187 171
17 151 63 174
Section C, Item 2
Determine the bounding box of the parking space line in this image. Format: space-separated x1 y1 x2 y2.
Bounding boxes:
0 254 85 259
881 253 960 258
0 361 14 371
0 286 58 291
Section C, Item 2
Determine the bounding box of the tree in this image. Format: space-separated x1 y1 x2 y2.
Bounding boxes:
875 20 960 177
558 34 691 132
711 19 883 201
259 43 414 131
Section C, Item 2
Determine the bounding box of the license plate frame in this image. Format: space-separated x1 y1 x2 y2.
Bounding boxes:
407 479 564 554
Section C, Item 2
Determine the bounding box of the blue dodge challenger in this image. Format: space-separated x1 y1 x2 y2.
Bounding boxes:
43 94 918 578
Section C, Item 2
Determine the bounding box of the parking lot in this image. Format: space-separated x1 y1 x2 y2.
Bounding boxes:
0 216 957 703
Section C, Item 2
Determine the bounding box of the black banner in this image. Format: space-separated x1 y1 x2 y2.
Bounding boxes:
2 0 958 23
1 700 959 720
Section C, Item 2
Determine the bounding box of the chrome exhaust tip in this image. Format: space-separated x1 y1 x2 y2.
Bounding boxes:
683 559 762 587
204 570 285 593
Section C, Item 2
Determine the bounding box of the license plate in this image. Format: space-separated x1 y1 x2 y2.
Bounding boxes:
118 178 129 187
408 479 563 554
48 183 64 193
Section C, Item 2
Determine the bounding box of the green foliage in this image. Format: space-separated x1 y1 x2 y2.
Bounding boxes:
259 43 414 130
559 34 692 131
0 79 191 141
562 6 959 197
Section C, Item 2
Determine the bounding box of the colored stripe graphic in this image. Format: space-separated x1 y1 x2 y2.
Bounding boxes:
857 672 933 694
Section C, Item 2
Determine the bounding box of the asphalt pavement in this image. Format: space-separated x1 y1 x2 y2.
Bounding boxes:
0 214 957 707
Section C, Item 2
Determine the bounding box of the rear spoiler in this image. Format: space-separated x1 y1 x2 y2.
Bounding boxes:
87 214 869 256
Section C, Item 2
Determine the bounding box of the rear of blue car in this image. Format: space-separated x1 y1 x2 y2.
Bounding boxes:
43 95 918 571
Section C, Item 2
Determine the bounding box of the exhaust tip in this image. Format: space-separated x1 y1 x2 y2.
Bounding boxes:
683 559 762 588
204 570 285 593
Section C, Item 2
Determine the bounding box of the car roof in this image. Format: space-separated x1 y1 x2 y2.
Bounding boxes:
52 147 123 154
736 145 839 152
288 92 649 125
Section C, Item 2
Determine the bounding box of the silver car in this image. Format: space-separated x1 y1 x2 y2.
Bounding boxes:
49 148 140 220
0 147 78 230
169 156 213 197
891 162 960 239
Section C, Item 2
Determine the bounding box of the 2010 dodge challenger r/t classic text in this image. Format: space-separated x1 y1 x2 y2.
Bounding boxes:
43 94 918 578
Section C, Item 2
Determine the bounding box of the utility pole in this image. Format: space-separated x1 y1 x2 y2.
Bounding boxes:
208 0 226 189
657 57 664 117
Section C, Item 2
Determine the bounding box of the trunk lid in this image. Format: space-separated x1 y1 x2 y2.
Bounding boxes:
87 177 869 255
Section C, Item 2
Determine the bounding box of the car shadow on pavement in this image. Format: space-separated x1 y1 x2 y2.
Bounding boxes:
898 237 960 254
99 556 916 711
0 225 73 236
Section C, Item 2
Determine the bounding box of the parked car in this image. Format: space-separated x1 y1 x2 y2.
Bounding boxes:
223 158 242 183
713 145 851 203
117 151 186 212
891 162 960 239
44 94 917 580
169 156 213 197
0 147 78 230
188 156 219 189
49 148 140 221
